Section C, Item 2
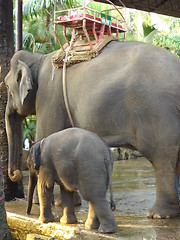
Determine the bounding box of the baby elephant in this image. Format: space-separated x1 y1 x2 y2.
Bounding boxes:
26 128 118 233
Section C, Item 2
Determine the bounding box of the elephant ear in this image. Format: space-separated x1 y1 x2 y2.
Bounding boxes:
17 60 33 106
32 142 41 170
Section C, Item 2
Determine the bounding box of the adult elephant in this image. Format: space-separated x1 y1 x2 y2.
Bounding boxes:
5 41 180 219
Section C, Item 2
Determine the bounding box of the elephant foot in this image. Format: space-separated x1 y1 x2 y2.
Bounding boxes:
60 214 78 224
147 203 180 219
39 214 55 223
85 217 100 230
5 180 24 201
98 222 118 233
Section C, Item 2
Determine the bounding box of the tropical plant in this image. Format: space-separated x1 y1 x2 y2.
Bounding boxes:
126 8 180 57
153 33 180 57
22 0 80 53
23 116 36 148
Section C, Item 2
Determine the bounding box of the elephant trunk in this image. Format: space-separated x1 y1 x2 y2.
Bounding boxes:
5 110 23 182
26 174 37 215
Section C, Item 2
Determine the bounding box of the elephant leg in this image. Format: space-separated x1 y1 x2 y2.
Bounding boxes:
92 198 118 233
85 202 100 230
73 191 82 206
60 185 77 224
147 150 180 218
147 170 180 218
38 168 54 223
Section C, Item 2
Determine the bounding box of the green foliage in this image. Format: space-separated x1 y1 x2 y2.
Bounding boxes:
23 116 36 147
142 22 156 37
126 9 180 57
148 16 180 57
143 29 158 43
22 31 36 52
153 33 180 57
23 16 64 53
23 0 79 19
22 0 80 53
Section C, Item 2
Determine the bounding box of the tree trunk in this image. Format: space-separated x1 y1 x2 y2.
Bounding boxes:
0 155 11 239
0 0 21 239
15 0 22 51
0 0 24 202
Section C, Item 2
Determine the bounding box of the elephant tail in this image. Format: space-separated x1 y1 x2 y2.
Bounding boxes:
105 149 116 211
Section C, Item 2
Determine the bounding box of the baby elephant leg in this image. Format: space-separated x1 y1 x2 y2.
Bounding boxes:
85 202 100 230
38 168 54 223
60 185 78 224
93 198 118 233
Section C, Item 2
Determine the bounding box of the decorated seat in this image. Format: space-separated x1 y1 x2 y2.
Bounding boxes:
54 0 126 51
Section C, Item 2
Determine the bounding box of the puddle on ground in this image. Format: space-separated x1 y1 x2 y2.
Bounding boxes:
5 158 180 240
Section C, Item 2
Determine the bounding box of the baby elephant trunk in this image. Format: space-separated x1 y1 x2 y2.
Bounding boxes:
105 150 116 211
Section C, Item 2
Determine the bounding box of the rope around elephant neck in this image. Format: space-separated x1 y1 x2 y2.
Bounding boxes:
62 49 75 127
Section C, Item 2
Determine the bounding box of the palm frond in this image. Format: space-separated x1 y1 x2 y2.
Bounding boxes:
22 31 36 52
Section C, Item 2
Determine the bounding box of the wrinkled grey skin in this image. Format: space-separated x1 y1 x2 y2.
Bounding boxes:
5 41 180 219
26 128 117 233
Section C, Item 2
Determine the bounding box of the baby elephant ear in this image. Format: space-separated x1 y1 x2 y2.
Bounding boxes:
17 60 33 106
32 142 41 170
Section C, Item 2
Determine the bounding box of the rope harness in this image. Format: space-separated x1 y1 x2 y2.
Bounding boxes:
62 35 78 127
62 58 75 127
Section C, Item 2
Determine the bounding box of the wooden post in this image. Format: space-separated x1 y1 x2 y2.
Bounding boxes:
15 0 23 51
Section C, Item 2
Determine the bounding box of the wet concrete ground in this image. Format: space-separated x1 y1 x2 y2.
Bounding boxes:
5 158 180 239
